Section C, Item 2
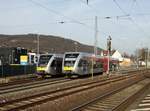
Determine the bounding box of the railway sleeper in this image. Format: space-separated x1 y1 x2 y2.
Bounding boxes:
85 106 110 111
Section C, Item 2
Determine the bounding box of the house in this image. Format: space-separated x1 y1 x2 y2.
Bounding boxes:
102 50 123 62
102 50 133 67
111 50 123 62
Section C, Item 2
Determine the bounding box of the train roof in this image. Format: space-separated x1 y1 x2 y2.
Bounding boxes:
38 53 63 57
64 52 103 58
64 52 92 55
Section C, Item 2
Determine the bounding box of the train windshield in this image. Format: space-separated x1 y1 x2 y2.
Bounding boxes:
65 54 79 58
21 49 27 55
39 55 52 65
64 61 76 67
64 53 79 67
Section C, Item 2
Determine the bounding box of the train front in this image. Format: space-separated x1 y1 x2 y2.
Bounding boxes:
36 54 52 76
62 52 79 77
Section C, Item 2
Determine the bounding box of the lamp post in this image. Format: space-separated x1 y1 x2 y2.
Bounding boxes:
107 36 112 75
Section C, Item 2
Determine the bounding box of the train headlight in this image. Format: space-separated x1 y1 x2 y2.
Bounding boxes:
63 66 74 71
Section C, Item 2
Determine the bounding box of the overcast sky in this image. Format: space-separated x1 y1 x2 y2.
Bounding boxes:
0 0 150 54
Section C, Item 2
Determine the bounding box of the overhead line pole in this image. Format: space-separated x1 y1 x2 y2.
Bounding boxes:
94 16 98 56
37 34 40 55
91 16 98 80
37 34 40 67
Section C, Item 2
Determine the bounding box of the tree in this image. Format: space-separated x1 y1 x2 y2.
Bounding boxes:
122 52 129 58
135 48 149 61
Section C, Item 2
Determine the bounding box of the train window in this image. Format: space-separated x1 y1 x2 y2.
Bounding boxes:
21 49 27 55
64 61 75 67
35 56 38 63
78 60 87 67
78 60 83 67
31 55 35 63
51 60 57 67
65 54 79 58
39 55 52 64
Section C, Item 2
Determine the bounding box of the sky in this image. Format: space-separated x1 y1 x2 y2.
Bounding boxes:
0 0 150 54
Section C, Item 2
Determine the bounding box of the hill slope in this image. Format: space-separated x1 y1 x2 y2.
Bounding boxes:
0 34 103 54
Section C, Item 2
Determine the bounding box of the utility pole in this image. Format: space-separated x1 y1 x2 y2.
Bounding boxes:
87 0 88 4
37 34 40 55
148 48 149 68
146 48 149 68
36 34 40 67
107 36 112 75
145 48 148 69
94 16 98 56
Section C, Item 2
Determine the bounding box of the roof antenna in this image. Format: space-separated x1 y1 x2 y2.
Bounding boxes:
87 0 88 4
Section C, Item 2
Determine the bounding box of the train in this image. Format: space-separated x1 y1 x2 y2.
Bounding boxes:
101 57 119 72
62 52 119 77
0 47 36 77
28 52 36 64
36 53 63 77
62 52 104 77
35 52 119 78
0 47 27 65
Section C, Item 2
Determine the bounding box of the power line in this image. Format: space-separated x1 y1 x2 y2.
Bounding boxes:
128 0 136 14
29 0 89 27
113 0 150 37
28 0 110 36
79 0 103 16
134 0 150 26
113 0 127 15
28 0 111 50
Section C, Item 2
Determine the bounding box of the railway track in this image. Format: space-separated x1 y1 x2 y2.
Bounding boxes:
0 77 42 87
129 87 150 111
0 77 70 94
0 69 140 95
0 68 145 90
0 72 144 111
71 79 150 111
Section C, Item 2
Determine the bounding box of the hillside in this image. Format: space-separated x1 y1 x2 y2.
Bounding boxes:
0 34 103 54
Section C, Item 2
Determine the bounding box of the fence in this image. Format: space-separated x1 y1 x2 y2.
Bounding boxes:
0 64 36 77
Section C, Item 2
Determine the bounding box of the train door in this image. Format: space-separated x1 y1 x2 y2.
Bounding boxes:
51 58 63 74
78 59 88 74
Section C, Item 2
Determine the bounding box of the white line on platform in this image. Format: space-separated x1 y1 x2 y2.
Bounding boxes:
131 108 150 111
144 97 150 99
139 103 150 107
142 100 150 103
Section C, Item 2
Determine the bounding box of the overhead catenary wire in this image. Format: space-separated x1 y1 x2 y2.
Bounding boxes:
79 0 103 16
28 0 110 50
134 0 150 26
112 0 150 38
29 0 84 26
29 0 110 38
128 0 136 14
